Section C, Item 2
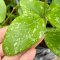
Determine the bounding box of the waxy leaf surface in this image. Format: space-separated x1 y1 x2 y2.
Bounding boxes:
45 28 60 56
19 0 49 17
47 0 60 29
3 13 46 56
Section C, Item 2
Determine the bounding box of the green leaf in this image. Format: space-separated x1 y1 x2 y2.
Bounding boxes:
19 0 49 17
0 0 6 23
47 0 60 29
2 13 46 56
45 28 60 56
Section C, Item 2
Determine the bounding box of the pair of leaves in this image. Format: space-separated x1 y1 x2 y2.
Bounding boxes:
45 0 60 56
0 0 6 23
2 13 46 56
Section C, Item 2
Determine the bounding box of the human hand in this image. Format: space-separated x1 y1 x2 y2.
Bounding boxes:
0 27 44 60
0 27 36 60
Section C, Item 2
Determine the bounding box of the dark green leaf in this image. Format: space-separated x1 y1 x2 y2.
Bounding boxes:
45 28 60 56
47 0 60 29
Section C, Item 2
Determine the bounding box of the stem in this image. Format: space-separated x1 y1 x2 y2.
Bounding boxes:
2 5 18 26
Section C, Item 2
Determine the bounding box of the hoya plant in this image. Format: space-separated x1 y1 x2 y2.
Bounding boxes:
0 0 60 57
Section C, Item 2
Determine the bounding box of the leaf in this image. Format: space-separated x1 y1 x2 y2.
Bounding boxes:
47 0 60 29
0 0 6 23
19 0 49 17
2 13 46 56
45 28 60 56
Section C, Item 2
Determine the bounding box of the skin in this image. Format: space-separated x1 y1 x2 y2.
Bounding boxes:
0 27 44 60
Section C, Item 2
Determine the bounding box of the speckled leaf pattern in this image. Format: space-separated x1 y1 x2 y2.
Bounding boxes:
45 28 60 56
47 0 60 29
19 0 49 17
0 0 6 23
2 13 46 56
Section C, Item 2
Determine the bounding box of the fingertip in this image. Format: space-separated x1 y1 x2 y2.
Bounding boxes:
19 48 36 60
